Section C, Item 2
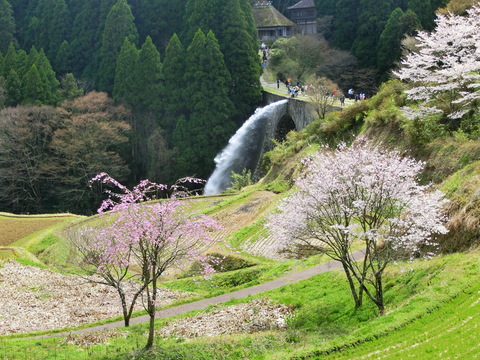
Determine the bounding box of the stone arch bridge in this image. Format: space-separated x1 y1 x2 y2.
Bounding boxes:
253 91 340 177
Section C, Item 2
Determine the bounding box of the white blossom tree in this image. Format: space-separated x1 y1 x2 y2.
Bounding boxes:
266 141 448 314
394 5 480 125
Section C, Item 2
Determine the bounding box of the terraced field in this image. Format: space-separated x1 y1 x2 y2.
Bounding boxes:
327 285 480 360
1 189 479 359
0 213 78 247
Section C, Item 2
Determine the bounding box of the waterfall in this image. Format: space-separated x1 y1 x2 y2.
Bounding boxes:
204 99 289 195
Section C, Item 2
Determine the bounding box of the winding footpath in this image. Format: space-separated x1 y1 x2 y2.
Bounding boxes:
23 250 365 340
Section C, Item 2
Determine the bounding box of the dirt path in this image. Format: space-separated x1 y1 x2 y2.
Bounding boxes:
25 250 364 340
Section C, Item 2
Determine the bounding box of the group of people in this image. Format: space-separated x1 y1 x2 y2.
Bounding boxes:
348 88 366 101
272 79 369 107
261 42 270 67
279 79 306 98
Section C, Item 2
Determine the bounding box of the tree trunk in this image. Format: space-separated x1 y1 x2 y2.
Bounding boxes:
145 309 156 349
342 262 362 308
145 274 158 349
375 274 385 315
117 288 130 327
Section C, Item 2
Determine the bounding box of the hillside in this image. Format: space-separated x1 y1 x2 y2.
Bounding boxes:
1 97 480 358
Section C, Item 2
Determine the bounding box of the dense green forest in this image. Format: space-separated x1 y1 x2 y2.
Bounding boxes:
0 0 453 214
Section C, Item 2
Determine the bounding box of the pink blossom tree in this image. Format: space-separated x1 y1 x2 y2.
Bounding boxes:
266 141 448 314
394 5 480 125
70 173 221 349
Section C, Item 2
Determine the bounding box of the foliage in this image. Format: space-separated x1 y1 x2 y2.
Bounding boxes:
0 92 131 214
438 0 479 15
54 40 73 76
218 0 262 122
113 37 138 107
50 92 131 214
130 0 187 54
270 35 329 83
333 0 361 51
97 0 138 94
174 30 236 179
1 0 447 203
69 0 116 77
184 0 216 42
162 33 186 134
395 5 480 128
0 44 60 107
0 105 62 213
132 36 163 112
438 161 480 252
59 73 84 100
351 0 393 68
0 0 16 53
321 101 368 143
267 141 449 313
367 79 407 110
184 253 257 278
377 8 407 80
31 0 71 63
225 168 252 194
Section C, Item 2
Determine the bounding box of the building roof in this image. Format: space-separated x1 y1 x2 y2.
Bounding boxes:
253 2 295 28
287 0 315 10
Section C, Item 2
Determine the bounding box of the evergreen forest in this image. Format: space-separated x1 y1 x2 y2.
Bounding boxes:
0 0 457 214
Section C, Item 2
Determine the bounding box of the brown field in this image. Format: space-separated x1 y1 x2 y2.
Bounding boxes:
0 214 74 246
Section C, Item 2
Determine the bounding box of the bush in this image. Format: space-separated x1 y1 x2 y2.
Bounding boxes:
183 253 257 277
225 169 252 194
368 79 406 109
403 114 446 146
438 161 480 252
217 266 264 288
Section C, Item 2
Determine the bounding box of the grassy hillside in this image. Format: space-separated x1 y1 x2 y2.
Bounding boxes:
0 213 81 264
1 249 478 359
1 79 480 359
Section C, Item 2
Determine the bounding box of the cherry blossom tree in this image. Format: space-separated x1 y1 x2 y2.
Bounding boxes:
394 5 480 126
70 173 221 349
266 141 448 314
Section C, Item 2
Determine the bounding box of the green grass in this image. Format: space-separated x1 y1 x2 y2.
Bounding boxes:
325 285 480 359
160 252 332 300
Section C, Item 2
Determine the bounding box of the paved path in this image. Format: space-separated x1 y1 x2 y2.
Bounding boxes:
260 75 309 101
25 250 364 340
260 72 356 107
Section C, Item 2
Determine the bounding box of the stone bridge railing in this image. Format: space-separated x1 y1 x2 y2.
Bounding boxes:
252 92 340 179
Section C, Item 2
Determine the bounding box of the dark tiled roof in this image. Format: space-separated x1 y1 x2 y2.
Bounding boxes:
253 4 295 27
287 0 315 10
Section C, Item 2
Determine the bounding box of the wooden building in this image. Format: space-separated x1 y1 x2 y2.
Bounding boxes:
288 0 317 35
253 1 295 42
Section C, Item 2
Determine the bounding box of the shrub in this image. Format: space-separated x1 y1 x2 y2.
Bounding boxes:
217 266 265 288
403 114 446 146
183 253 257 277
438 161 480 252
225 169 252 194
368 79 406 109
